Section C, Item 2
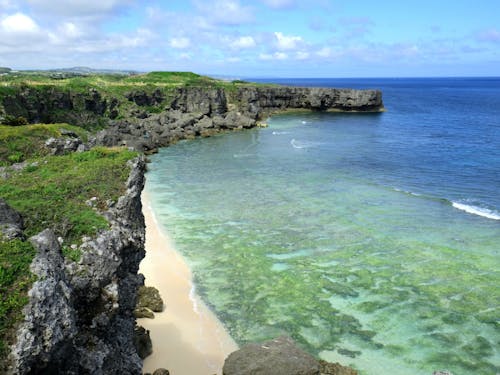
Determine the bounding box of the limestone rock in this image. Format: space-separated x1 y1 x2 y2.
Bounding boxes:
0 198 24 240
134 307 155 319
136 285 164 312
223 336 320 375
10 229 77 374
133 326 152 359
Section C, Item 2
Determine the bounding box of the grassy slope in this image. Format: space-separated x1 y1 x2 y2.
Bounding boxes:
0 124 138 363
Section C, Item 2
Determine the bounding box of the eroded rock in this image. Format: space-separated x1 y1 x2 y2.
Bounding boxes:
0 198 24 240
136 285 164 313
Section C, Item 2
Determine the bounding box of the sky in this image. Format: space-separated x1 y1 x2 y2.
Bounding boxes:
0 0 499 77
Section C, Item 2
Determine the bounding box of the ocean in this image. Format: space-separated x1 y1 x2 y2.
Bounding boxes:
145 78 500 375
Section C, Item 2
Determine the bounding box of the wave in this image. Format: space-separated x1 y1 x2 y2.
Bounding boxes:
392 187 500 221
272 131 290 135
290 139 323 149
451 202 500 221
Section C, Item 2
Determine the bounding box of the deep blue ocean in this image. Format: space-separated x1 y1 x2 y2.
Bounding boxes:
146 78 500 375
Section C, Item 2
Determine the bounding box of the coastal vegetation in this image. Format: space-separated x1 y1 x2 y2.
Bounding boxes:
0 122 137 365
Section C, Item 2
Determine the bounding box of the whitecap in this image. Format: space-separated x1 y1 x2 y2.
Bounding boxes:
452 202 500 221
290 139 321 149
272 131 290 135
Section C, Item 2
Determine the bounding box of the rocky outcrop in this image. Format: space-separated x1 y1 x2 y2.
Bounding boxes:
223 336 357 375
8 156 147 375
96 85 383 152
0 199 24 240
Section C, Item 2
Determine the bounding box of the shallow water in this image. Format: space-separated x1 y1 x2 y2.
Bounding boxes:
146 78 500 375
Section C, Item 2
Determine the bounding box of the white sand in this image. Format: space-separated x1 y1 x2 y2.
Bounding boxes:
138 192 238 375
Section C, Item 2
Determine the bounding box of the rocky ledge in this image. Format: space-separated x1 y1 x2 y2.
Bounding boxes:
7 156 147 374
97 86 383 152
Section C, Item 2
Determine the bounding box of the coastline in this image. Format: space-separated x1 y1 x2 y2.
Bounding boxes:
138 191 238 375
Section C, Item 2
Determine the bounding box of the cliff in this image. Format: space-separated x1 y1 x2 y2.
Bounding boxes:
6 156 146 374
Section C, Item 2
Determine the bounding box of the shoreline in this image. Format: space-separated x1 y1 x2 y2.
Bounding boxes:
138 191 238 375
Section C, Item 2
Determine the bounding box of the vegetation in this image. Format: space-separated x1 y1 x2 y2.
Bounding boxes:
0 239 36 359
0 122 138 364
0 123 88 166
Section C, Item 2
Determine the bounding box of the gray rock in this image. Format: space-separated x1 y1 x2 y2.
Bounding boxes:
133 326 152 359
136 285 164 312
0 198 24 239
223 336 320 375
433 371 454 375
152 368 170 375
10 229 77 375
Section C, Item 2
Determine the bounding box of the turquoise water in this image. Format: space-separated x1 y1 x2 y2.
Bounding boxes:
146 79 500 375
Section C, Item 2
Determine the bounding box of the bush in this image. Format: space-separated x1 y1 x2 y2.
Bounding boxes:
1 115 28 126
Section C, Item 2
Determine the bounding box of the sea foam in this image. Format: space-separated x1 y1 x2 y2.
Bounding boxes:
452 202 500 220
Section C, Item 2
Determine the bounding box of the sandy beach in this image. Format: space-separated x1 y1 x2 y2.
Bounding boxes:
138 192 238 375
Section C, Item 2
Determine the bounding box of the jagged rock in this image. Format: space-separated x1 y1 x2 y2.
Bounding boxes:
45 136 83 155
134 307 155 319
319 360 358 375
133 326 152 359
0 199 24 240
10 229 77 374
136 285 164 312
8 156 147 375
152 368 170 375
223 336 320 375
127 89 164 107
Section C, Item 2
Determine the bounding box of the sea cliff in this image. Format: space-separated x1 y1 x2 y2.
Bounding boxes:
0 72 383 374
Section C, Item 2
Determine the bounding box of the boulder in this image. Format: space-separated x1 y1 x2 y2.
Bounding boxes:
319 360 358 375
153 369 170 375
133 326 152 359
223 336 319 375
0 198 24 239
136 285 164 312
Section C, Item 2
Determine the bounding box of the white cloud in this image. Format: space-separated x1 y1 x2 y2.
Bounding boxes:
274 31 302 50
1 13 39 33
169 37 191 49
259 51 288 60
230 35 256 49
316 47 331 57
195 0 254 26
295 51 309 60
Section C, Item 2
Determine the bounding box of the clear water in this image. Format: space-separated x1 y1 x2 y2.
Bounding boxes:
146 78 500 375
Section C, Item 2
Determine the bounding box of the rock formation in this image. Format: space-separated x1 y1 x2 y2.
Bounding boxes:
7 156 147 375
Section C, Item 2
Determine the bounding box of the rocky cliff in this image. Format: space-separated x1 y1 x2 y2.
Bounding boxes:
7 156 146 375
1 84 383 152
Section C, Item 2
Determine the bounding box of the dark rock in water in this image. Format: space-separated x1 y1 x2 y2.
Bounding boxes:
0 198 24 239
337 348 361 358
223 336 320 375
134 306 155 319
319 360 358 375
433 371 454 375
134 326 153 359
136 285 164 312
152 368 170 375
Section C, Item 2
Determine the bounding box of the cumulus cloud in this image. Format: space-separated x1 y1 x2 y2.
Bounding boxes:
274 31 302 50
194 0 254 26
316 46 331 58
1 12 39 33
169 37 191 49
259 51 288 60
230 35 256 49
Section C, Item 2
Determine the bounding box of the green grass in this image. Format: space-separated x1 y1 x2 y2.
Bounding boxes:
0 124 88 166
0 238 36 360
0 147 137 243
0 145 138 365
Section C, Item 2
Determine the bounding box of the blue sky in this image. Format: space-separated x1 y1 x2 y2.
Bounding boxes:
0 0 499 77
